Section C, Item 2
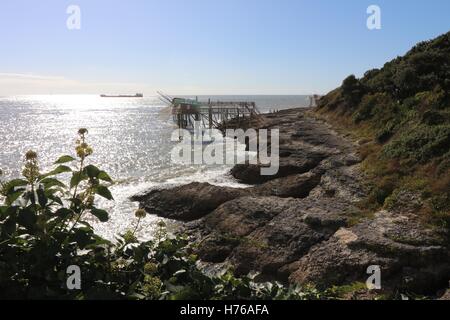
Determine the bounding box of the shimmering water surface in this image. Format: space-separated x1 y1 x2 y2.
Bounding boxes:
0 95 308 240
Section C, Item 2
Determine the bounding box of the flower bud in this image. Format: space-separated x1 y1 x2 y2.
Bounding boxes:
135 208 147 219
78 128 88 136
143 262 158 275
157 220 166 228
86 195 95 206
25 150 38 161
85 146 93 156
76 146 85 158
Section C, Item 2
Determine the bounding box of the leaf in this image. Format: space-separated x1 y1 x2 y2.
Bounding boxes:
91 234 112 246
0 206 7 219
6 179 28 187
40 165 72 180
173 269 187 277
40 178 67 189
17 207 37 230
78 221 94 229
1 206 18 229
3 216 17 235
71 227 94 248
3 179 28 194
54 155 76 164
69 197 82 208
55 208 73 219
6 190 24 205
70 172 87 189
48 194 63 205
37 188 48 207
53 165 72 174
95 185 114 200
84 165 100 179
91 208 109 222
98 171 113 183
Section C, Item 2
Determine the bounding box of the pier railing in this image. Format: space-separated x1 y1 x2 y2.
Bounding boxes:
171 100 265 130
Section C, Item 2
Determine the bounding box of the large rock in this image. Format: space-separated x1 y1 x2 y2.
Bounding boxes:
203 196 288 236
197 196 351 279
132 182 248 221
309 162 367 203
288 211 450 293
133 171 324 224
195 196 295 264
230 150 327 184
253 171 323 198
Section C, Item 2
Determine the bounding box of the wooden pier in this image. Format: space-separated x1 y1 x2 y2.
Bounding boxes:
159 93 265 130
159 93 321 131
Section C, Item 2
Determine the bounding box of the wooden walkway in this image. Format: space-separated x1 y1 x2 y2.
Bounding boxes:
170 98 265 130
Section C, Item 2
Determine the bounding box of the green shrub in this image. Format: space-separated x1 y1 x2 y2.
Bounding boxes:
376 120 398 143
421 110 445 125
342 75 365 105
393 65 419 98
383 125 450 163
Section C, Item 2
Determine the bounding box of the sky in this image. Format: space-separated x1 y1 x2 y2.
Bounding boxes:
0 0 449 96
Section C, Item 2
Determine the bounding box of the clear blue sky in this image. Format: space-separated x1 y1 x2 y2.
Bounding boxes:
0 0 449 95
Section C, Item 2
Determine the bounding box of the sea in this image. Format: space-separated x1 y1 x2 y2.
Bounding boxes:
0 95 309 240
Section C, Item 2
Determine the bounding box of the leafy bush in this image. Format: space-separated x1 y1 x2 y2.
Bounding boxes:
341 75 365 105
421 110 446 125
383 125 450 162
376 119 399 143
316 31 450 227
0 129 330 300
352 93 395 124
393 65 419 98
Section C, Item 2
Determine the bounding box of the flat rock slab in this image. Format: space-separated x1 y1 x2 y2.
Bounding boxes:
287 211 450 293
132 182 248 221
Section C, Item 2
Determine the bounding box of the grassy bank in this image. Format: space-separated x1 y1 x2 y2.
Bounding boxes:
314 31 450 229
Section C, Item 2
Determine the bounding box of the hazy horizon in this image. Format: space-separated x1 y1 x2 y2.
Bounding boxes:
1 0 449 96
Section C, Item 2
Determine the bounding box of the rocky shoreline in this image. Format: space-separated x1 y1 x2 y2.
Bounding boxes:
132 108 449 296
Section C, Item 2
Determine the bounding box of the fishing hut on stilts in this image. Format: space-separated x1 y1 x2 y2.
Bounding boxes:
158 92 266 132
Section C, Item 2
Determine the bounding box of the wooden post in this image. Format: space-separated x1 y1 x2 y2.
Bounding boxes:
208 104 212 129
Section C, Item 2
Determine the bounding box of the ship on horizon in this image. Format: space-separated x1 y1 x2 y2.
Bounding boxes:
100 93 143 98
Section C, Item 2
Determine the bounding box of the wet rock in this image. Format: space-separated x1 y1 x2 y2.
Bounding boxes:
135 182 248 221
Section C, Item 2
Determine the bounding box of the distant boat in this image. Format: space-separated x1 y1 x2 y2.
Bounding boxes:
100 93 143 98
